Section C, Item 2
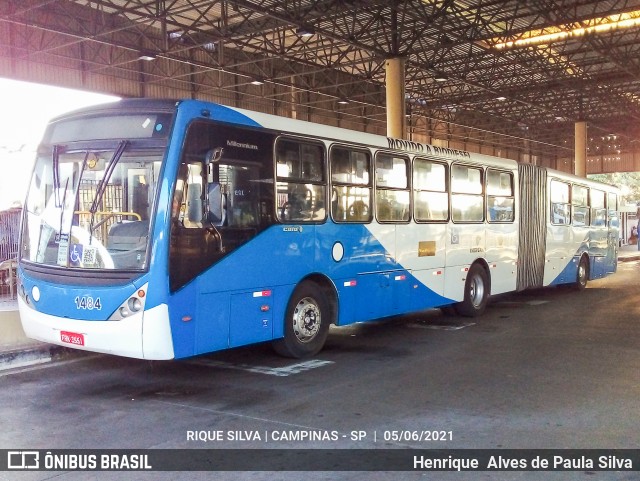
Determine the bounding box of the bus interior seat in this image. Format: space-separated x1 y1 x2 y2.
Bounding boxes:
348 200 368 221
331 189 344 221
107 220 150 268
207 182 226 226
376 200 391 221
186 183 203 226
107 220 150 250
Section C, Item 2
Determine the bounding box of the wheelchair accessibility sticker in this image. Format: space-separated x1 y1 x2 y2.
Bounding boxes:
69 244 98 267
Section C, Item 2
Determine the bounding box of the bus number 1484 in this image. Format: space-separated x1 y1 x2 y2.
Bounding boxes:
74 296 102 310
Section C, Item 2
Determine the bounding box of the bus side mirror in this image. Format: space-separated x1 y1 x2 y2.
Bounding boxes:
203 147 225 225
205 148 223 165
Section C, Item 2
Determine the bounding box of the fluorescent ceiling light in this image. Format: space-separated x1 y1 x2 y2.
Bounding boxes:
491 10 640 49
296 26 315 37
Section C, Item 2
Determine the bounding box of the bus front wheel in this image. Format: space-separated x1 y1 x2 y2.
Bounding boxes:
455 264 490 317
273 282 330 358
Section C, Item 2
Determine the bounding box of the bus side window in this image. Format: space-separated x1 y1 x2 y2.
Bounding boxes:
169 159 220 291
607 192 619 227
592 209 606 226
330 146 372 223
572 184 589 227
375 153 409 223
413 159 448 222
552 204 570 224
590 189 605 226
486 169 514 223
276 138 326 223
451 164 483 223
177 162 205 228
550 180 570 225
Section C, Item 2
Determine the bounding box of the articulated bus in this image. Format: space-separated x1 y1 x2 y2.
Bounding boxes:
17 99 619 360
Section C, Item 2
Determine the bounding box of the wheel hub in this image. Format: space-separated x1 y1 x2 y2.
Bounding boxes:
470 275 485 308
292 297 321 343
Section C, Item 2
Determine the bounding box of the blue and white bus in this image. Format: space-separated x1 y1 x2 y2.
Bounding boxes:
17 99 619 360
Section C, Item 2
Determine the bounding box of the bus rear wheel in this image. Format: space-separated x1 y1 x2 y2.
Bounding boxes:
455 264 490 317
575 256 589 290
273 282 330 358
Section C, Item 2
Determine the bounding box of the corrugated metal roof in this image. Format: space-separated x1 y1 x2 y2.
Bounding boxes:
2 0 640 165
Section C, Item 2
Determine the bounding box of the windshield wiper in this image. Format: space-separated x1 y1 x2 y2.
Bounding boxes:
88 140 128 240
53 144 75 233
52 145 63 208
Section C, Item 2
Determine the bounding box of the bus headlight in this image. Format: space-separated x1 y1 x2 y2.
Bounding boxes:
128 297 143 312
109 283 148 321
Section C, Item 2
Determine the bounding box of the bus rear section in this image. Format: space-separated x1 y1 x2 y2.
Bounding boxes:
516 164 619 291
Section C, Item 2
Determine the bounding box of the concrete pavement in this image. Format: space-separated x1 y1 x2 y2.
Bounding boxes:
2 262 639 481
618 241 640 261
0 298 74 370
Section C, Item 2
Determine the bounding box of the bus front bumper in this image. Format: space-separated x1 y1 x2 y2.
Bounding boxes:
18 298 175 360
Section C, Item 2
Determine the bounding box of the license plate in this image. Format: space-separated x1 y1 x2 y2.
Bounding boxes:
60 331 85 346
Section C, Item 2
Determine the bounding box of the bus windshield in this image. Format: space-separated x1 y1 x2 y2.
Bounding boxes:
21 141 164 271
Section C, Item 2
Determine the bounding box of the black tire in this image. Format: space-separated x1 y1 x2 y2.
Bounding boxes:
575 255 589 290
455 264 490 317
272 282 330 358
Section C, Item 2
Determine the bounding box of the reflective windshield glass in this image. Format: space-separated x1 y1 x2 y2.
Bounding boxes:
22 143 163 270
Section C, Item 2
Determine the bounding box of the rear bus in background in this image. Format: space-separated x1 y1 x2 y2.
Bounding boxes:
17 99 620 360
